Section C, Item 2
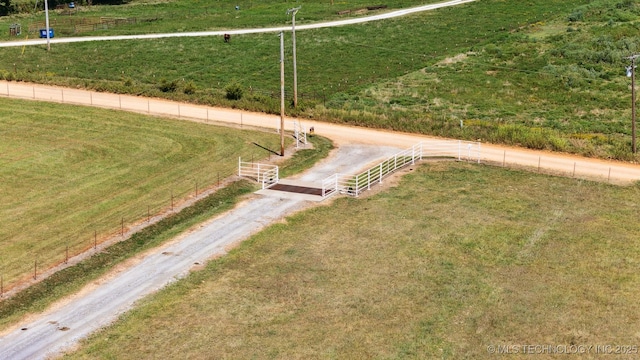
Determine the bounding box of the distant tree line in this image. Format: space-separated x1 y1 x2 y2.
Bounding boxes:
1 0 129 16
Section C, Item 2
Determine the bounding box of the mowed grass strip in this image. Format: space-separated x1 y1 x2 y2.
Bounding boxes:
66 163 640 359
0 97 286 288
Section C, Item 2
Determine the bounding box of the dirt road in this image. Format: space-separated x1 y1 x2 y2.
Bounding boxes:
3 0 638 355
2 80 639 184
1 79 640 358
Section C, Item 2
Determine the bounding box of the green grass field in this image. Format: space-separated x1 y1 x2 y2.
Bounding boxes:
2 0 442 38
64 162 640 359
0 134 333 332
3 0 638 159
3 1 638 354
0 96 287 289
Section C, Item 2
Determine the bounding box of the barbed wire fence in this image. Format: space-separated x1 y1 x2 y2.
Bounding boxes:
1 80 637 298
0 82 291 298
0 160 248 298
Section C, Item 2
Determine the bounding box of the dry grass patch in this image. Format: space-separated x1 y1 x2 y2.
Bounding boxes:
67 162 640 359
436 53 468 66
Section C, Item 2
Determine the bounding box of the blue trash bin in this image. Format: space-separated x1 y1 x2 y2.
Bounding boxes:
39 29 54 38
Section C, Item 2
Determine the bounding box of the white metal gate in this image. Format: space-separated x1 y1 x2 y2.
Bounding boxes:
238 158 279 189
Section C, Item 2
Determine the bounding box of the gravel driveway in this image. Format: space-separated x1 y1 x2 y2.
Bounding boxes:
0 144 403 360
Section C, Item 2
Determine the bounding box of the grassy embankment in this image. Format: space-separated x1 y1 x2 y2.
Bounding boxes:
0 120 333 331
65 162 640 359
2 0 639 159
0 96 292 290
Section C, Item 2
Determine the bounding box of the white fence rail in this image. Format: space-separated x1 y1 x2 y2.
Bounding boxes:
322 140 480 198
291 120 307 148
322 173 339 197
422 140 481 163
238 158 279 189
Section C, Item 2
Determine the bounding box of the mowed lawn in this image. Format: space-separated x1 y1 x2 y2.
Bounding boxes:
0 97 284 288
66 162 640 359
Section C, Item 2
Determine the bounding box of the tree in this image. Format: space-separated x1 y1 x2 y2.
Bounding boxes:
0 0 13 16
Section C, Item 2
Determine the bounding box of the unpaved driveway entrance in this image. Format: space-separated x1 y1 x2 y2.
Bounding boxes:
1 80 640 358
1 80 639 184
0 144 403 360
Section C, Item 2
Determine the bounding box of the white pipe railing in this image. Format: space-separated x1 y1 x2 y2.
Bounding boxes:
422 140 481 163
321 173 339 198
260 167 279 189
333 140 481 197
241 140 480 197
238 157 279 189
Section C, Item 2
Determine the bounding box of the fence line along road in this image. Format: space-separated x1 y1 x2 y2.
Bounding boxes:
2 80 640 185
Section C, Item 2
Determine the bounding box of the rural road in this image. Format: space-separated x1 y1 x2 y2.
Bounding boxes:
0 0 636 182
0 82 639 360
2 80 640 184
0 0 477 48
1 0 640 356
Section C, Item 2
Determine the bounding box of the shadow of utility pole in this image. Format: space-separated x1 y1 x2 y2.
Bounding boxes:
252 142 280 156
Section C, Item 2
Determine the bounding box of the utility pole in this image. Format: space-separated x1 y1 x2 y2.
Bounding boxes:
627 55 639 153
287 7 301 108
44 0 51 51
279 31 285 156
